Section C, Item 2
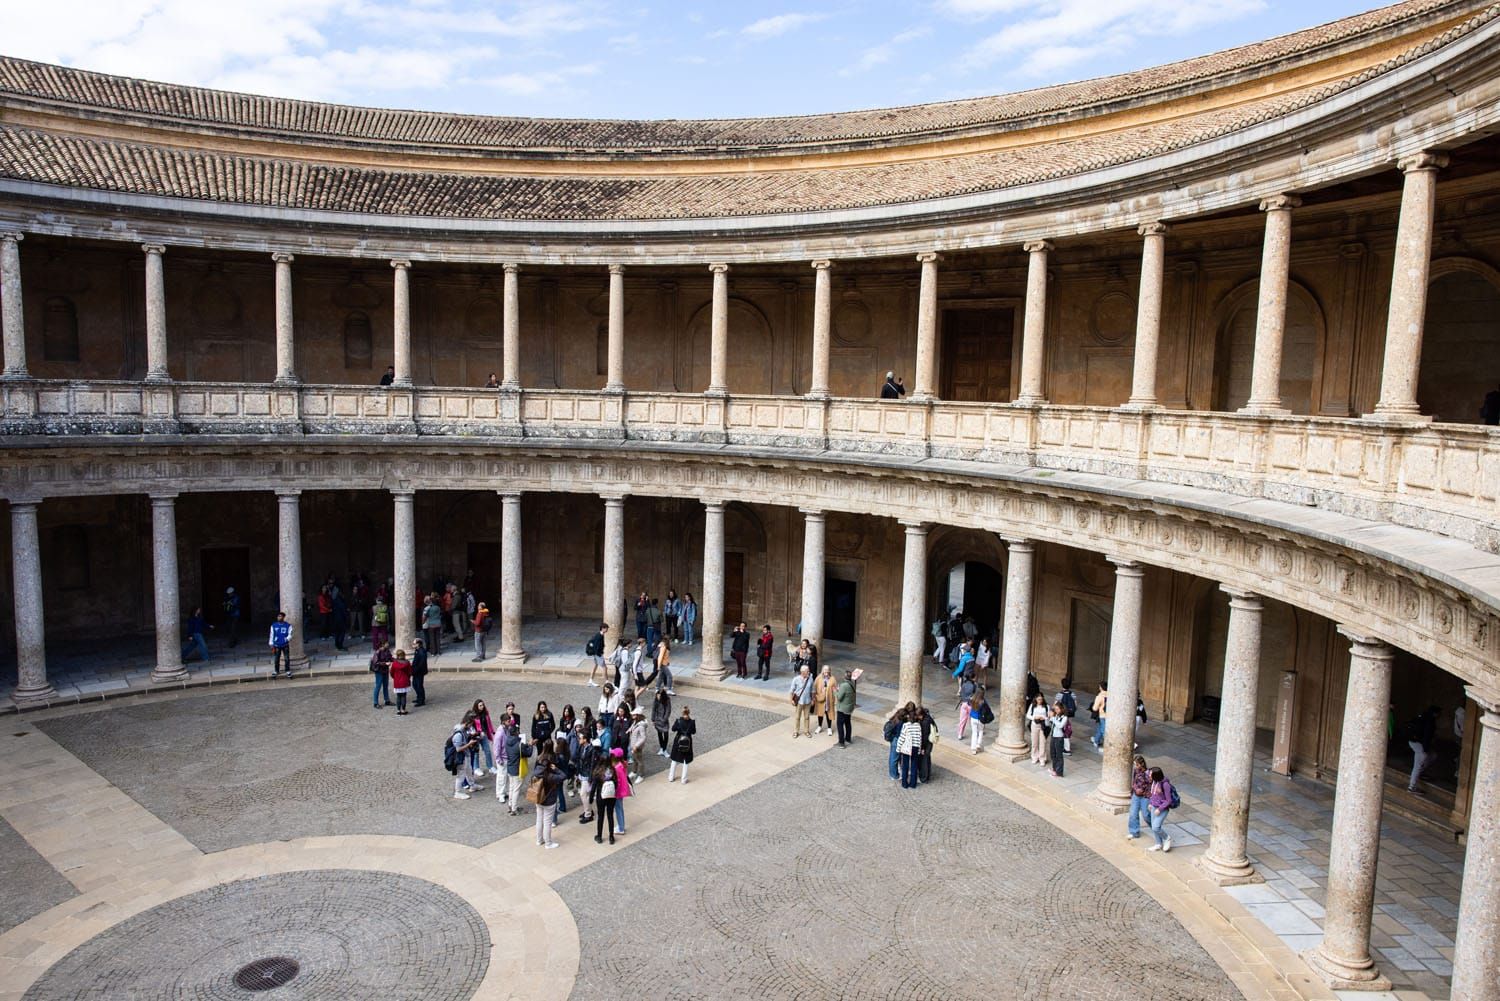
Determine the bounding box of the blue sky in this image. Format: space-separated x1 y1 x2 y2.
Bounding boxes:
8 1 1388 119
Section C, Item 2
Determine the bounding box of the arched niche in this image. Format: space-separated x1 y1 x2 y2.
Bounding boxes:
1418 257 1500 424
1211 278 1326 414
343 311 373 370
687 297 773 394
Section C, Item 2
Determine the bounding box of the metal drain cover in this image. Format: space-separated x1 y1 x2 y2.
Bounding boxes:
233 956 300 991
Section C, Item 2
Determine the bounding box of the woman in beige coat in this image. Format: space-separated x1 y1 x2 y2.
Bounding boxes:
813 665 837 736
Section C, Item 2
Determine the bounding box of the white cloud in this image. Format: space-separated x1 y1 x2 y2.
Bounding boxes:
477 62 600 98
839 25 931 77
741 12 827 40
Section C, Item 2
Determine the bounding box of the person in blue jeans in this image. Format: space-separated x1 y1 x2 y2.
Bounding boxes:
884 706 905 780
269 611 293 676
1126 755 1152 838
369 641 392 707
1091 682 1109 750
896 709 923 789
1147 766 1177 852
181 606 210 663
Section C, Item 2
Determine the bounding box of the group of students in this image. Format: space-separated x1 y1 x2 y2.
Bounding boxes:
884 703 939 788
584 624 678 695
442 688 699 849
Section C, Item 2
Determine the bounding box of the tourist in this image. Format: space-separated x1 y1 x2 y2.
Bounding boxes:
316 585 333 639
410 638 429 706
917 705 937 782
627 708 648 783
586 623 609 686
1126 755 1152 839
1147 765 1178 852
389 648 412 715
951 640 974 680
370 594 390 651
1028 693 1051 766
835 669 857 747
800 638 820 674
349 575 369 640
449 583 469 640
790 664 815 737
558 704 577 741
756 624 775 680
551 737 575 815
589 759 617 844
634 592 650 640
598 682 621 721
1483 383 1500 425
331 589 349 650
957 669 977 712
484 372 500 389
1091 680 1109 751
532 701 556 746
1058 676 1078 753
897 709 922 788
646 597 664 650
471 602 491 662
884 706 906 780
422 594 444 655
813 664 836 735
608 640 629 688
1048 701 1069 776
880 371 906 400
651 687 672 758
975 637 992 686
681 593 697 646
656 635 676 695
930 614 948 664
664 587 681 642
472 699 497 774
500 722 530 814
531 752 563 849
269 610 293 677
378 365 395 386
448 722 479 799
970 691 994 754
181 606 210 664
1404 705 1441 792
223 586 241 647
668 705 696 783
609 747 632 834
573 726 599 822
731 622 750 679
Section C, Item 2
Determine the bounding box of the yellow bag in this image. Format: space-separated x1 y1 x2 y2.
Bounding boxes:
517 755 529 780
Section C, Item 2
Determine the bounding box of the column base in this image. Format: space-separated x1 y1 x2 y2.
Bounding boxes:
287 655 311 671
1301 947 1391 992
1236 402 1289 417
1197 853 1263 886
500 382 521 392
602 383 625 394
143 372 172 385
12 681 58 707
1120 399 1162 411
1 369 31 381
1013 394 1047 407
803 390 830 401
149 664 190 685
703 387 728 398
698 663 728 681
1363 406 1431 425
1092 786 1130 815
494 651 528 667
907 392 933 404
991 740 1030 762
272 376 300 387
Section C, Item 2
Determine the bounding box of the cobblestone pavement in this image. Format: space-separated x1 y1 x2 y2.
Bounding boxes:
36 680 776 852
0 815 75 934
555 739 1243 1001
23 870 488 1001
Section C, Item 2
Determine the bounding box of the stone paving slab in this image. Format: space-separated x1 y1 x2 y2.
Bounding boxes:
0 816 75 937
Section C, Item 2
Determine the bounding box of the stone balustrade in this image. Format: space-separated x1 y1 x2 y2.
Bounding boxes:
6 378 1500 551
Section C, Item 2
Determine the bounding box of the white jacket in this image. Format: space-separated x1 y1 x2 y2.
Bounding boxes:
897 720 923 755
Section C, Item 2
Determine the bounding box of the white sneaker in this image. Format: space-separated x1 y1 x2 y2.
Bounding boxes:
681 778 688 784
544 842 560 849
587 680 600 687
1148 843 1162 852
453 792 470 800
815 726 822 734
1163 837 1172 853
474 768 487 777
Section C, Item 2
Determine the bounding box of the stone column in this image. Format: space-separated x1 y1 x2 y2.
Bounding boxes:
601 495 626 639
1125 223 1167 409
699 500 726 679
497 492 526 664
276 489 307 669
392 489 416 653
707 263 730 395
1451 687 1500 1001
272 253 296 385
994 537 1035 757
390 260 413 387
897 520 929 708
605 265 626 392
800 509 826 650
808 260 833 398
1371 153 1448 422
148 493 187 683
143 243 170 382
911 253 939 402
1305 630 1394 991
1200 587 1265 884
10 501 55 704
1240 195 1301 415
1094 558 1145 811
502 263 521 390
1016 240 1053 405
1 232 26 379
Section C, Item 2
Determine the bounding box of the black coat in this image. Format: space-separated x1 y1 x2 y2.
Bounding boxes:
670 717 697 764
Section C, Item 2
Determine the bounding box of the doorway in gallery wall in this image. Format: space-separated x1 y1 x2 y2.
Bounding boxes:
824 578 857 643
201 547 251 628
940 307 1015 402
1067 597 1112 691
466 542 499 611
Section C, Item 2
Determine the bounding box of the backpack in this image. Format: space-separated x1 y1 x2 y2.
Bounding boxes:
373 605 390 626
978 702 995 725
481 613 494 634
1061 690 1077 717
1168 783 1181 810
883 717 901 742
442 735 460 774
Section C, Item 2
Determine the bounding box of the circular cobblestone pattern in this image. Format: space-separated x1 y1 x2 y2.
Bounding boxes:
24 870 489 1001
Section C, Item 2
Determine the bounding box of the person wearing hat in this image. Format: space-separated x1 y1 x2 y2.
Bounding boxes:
223 586 241 648
880 371 906 400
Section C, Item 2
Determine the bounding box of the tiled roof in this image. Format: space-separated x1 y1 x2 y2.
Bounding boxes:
0 0 1475 154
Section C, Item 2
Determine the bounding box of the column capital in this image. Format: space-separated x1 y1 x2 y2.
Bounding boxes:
1398 151 1448 174
141 242 166 256
1022 240 1053 254
1466 684 1500 717
607 263 626 276
810 259 833 270
703 499 726 514
1137 221 1168 237
914 251 938 264
1258 194 1301 213
600 492 628 504
6 498 39 513
1 231 22 244
1107 556 1144 575
900 519 929 534
1000 536 1034 552
1336 625 1394 657
390 486 416 499
147 491 179 505
708 262 730 274
799 507 825 520
496 490 523 501
502 262 521 275
1220 585 1263 607
389 258 411 270
271 252 295 264
274 488 302 500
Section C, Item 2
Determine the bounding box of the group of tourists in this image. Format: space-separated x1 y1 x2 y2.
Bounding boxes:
788 663 858 743
631 589 698 649
584 623 678 695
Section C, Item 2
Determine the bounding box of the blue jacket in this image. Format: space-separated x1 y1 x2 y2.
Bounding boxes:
269 621 292 647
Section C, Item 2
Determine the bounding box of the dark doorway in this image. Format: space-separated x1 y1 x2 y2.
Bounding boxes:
962 562 1003 639
725 552 745 625
201 547 251 627
1067 598 1112 689
941 308 1014 402
825 578 857 642
466 542 499 608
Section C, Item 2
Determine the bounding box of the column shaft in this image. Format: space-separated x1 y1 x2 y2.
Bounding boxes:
601 496 626 639
497 492 526 663
1306 630 1394 990
1451 692 1500 1001
1017 241 1052 404
808 260 833 397
391 260 412 387
1 232 25 378
1094 559 1145 810
276 490 307 668
502 263 521 389
1126 224 1167 408
143 244 169 382
699 501 726 679
1241 196 1300 414
272 253 296 384
897 521 929 708
605 265 625 392
392 490 416 653
1201 588 1265 883
1372 154 1447 421
800 510 826 650
911 253 939 401
708 263 730 394
10 502 55 703
994 537 1035 756
149 494 187 683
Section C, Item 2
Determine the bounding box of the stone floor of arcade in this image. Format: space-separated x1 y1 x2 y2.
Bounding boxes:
0 621 1467 1001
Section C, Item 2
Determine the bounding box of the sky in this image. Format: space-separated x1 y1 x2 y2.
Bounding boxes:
5 0 1391 120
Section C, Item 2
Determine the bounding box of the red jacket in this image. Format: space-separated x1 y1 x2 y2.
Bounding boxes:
390 658 412 689
757 631 774 657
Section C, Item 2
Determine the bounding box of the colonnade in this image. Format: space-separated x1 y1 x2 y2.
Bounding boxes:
0 149 1454 422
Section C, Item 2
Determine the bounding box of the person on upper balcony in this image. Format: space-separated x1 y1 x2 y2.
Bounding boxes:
378 365 395 386
484 372 500 389
1481 383 1500 425
880 372 906 400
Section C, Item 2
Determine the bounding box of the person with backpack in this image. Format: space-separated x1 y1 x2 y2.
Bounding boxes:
970 691 996 754
269 611 293 677
645 597 664 651
471 602 492 662
1048 700 1070 776
530 752 564 849
390 649 413 715
1058 677 1078 754
446 723 479 799
370 595 390 651
668 705 696 783
930 615 948 665
884 706 906 781
589 759 617 844
471 699 497 775
368 640 392 708
1126 755 1152 839
410 638 429 707
1147 765 1179 852
585 624 609 686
